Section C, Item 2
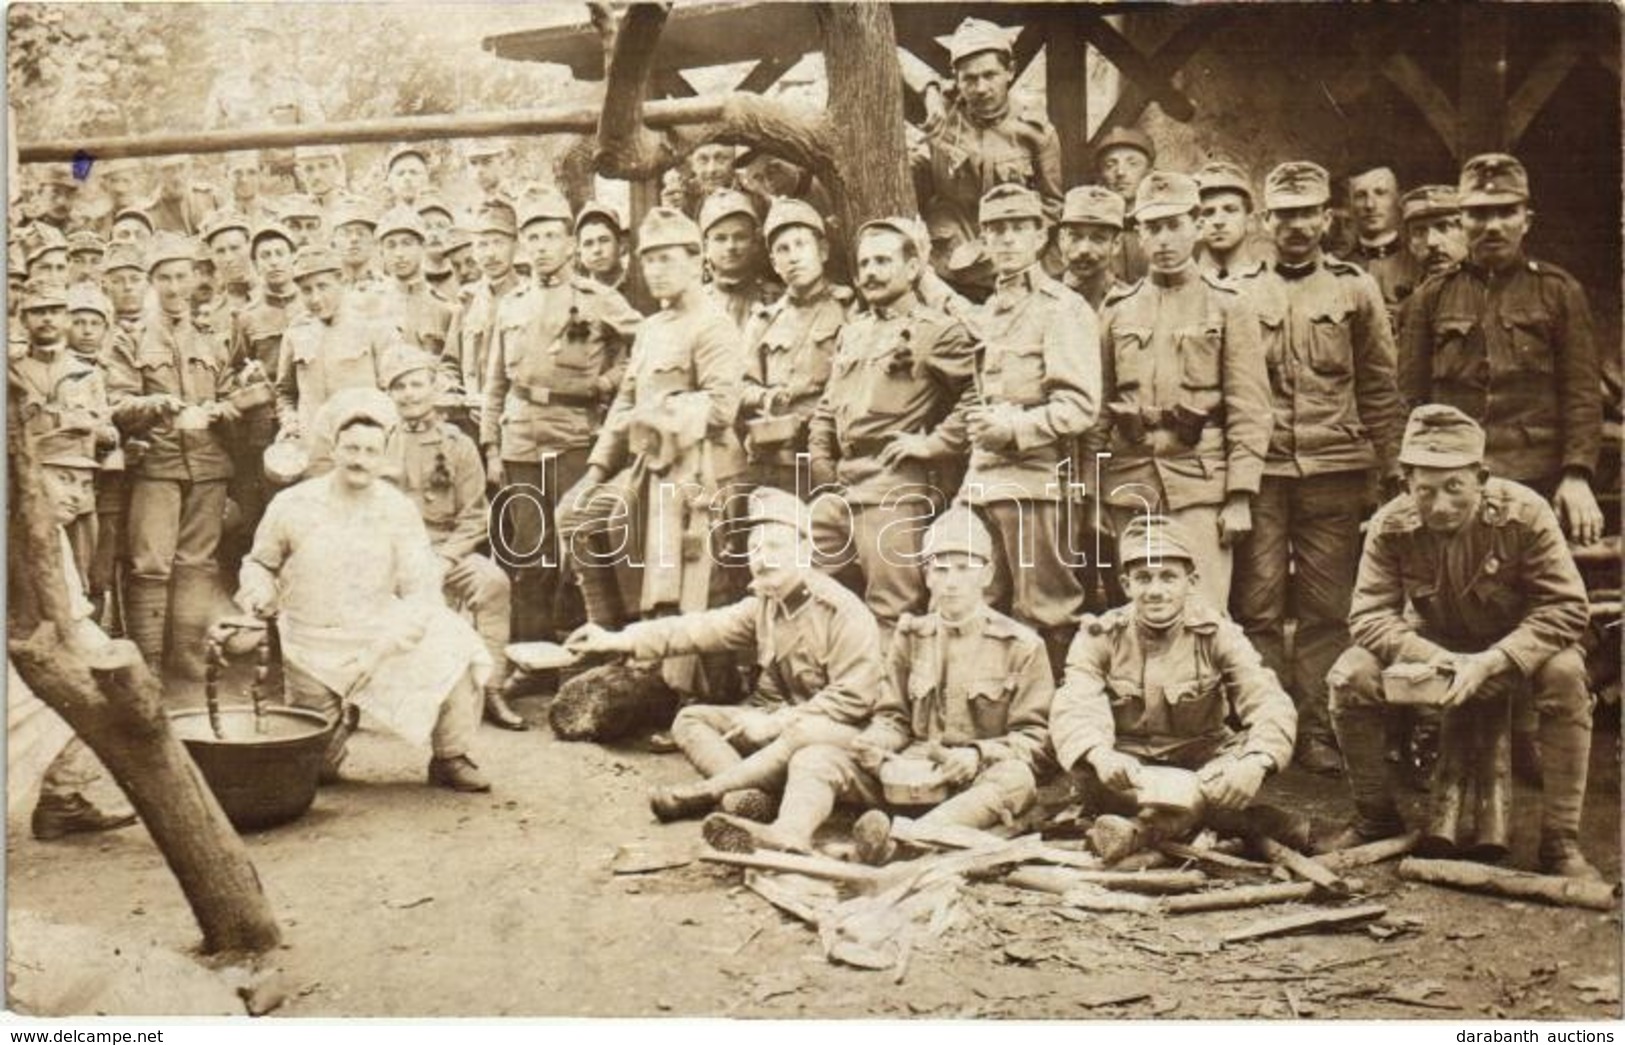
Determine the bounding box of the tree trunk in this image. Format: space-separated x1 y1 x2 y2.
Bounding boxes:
7 412 280 956
815 3 918 245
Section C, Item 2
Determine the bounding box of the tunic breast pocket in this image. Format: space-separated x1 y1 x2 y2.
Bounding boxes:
1111 327 1149 392
1307 304 1355 376
639 356 692 402
988 344 1046 406
1256 310 1286 392
967 677 1015 738
865 362 919 417
548 337 604 396
1177 324 1223 390
1105 676 1147 734
1500 307 1555 376
1430 315 1480 383
1165 677 1226 738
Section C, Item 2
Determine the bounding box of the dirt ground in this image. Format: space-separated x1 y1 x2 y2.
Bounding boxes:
6 679 1622 1020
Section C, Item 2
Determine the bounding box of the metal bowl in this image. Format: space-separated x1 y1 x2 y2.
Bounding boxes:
170 706 335 831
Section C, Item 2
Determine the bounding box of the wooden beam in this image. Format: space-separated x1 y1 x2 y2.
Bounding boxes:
1043 12 1090 184
652 70 699 99
736 54 797 96
1507 40 1583 146
1380 52 1458 159
1088 10 1223 152
1077 17 1196 123
1457 4 1508 157
1011 22 1046 80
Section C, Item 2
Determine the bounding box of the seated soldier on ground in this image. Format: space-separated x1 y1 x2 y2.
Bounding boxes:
566 488 882 824
1049 515 1304 862
700 508 1053 865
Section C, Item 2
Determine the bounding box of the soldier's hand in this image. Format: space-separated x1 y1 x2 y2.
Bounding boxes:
1087 748 1142 791
1217 494 1253 547
936 746 982 787
1554 474 1604 547
1201 755 1268 812
486 454 507 489
211 400 243 425
729 709 784 748
234 579 276 619
565 622 632 656
967 406 1017 451
1442 649 1509 708
920 80 948 136
443 556 477 591
156 394 188 416
849 736 890 775
876 433 932 469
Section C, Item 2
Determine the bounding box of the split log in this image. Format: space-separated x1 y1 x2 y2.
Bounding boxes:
1163 882 1320 914
1258 837 1350 896
1397 858 1621 911
701 848 884 886
1158 842 1271 872
547 661 678 741
889 817 1104 870
1059 886 1159 915
1221 905 1388 944
1006 865 1207 896
1314 832 1419 872
1420 692 1512 862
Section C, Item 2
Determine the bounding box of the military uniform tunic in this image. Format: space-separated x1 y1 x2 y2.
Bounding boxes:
275 303 394 439
375 277 458 360
704 274 784 332
739 282 849 484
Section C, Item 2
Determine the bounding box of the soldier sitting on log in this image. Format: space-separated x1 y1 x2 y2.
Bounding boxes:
1049 514 1305 863
565 488 883 824
697 507 1053 864
1320 405 1602 881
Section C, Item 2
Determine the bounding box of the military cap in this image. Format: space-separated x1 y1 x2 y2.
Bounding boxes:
111 207 155 232
1194 160 1254 205
1130 170 1201 222
1096 126 1156 164
922 507 994 563
946 17 1018 66
979 183 1045 225
290 246 343 283
144 232 196 273
21 224 68 265
385 142 430 172
191 237 216 265
762 197 825 245
637 206 703 253
1118 514 1196 567
471 201 517 238
33 426 100 471
517 189 573 230
328 197 378 231
249 222 297 254
424 248 452 279
224 151 260 175
276 194 324 222
1060 185 1126 229
66 282 113 320
699 189 760 236
855 215 924 250
379 344 440 389
375 206 428 242
1401 185 1461 224
19 280 68 312
441 228 474 256
575 200 626 236
101 243 144 273
740 487 812 538
1262 161 1331 210
1459 153 1529 208
465 139 512 161
1397 404 1485 469
293 144 345 162
322 387 399 437
416 195 455 221
65 230 106 257
199 210 251 244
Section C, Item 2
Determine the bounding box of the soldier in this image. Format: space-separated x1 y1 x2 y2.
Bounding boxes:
567 488 882 823
1050 515 1301 858
65 282 115 368
380 346 525 731
701 507 1051 862
328 197 383 294
293 145 347 211
557 206 745 648
147 156 219 239
1399 185 1468 284
448 202 521 399
275 246 394 463
101 244 149 337
1341 162 1417 318
276 194 326 252
482 191 640 642
738 198 850 497
1321 406 1600 881
443 228 483 289
1057 186 1129 312
960 184 1099 676
373 206 457 360
236 400 494 793
1194 161 1274 281
575 200 629 293
224 152 277 226
914 17 1062 298
104 233 241 679
660 142 744 219
199 211 257 324
110 208 156 253
66 231 106 286
23 224 71 287
97 158 148 217
464 140 516 207
11 282 114 443
806 217 977 641
383 144 432 210
1094 126 1155 283
417 196 457 246
1089 171 1271 610
1231 161 1405 774
700 190 783 330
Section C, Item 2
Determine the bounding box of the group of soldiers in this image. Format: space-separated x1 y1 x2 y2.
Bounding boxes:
7 17 1609 883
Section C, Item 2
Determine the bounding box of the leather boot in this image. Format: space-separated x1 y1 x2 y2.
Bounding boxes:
428 754 492 793
649 782 716 823
168 566 226 682
483 687 529 731
123 577 171 674
852 809 897 866
1329 701 1405 839
31 794 138 841
1537 712 1597 880
572 531 626 629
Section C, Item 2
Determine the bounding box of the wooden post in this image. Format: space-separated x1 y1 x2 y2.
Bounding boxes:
1044 12 1090 186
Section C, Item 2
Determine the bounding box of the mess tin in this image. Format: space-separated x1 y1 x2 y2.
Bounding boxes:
1382 662 1452 705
